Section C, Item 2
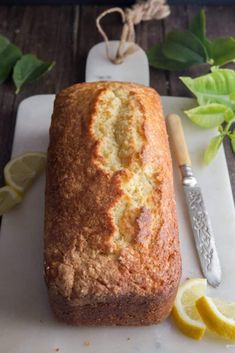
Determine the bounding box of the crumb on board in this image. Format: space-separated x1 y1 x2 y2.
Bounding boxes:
54 348 60 352
84 341 91 347
127 337 130 341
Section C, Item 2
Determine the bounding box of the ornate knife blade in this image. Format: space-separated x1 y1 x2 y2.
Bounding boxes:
181 165 221 287
167 114 222 287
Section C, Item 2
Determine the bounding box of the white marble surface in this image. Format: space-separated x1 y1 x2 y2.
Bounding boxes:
0 95 235 353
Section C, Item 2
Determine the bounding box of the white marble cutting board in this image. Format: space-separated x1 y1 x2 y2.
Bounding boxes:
0 94 235 353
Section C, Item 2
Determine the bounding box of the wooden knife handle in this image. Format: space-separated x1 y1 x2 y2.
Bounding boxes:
167 113 191 167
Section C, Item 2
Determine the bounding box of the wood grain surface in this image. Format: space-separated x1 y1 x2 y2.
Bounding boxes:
0 5 235 206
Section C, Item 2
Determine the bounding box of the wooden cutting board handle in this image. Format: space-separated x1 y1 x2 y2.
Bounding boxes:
167 113 191 167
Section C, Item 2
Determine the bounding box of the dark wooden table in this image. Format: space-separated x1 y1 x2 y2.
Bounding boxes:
0 4 235 204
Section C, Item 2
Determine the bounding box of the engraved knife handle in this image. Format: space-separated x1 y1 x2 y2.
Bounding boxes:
167 113 191 167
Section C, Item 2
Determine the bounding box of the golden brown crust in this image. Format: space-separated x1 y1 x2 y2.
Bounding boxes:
44 81 181 325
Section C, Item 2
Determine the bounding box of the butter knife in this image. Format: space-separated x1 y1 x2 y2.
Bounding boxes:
167 113 222 287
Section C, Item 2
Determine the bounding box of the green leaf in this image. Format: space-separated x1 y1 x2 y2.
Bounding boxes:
204 135 223 164
185 10 210 61
230 92 235 102
189 9 206 44
180 68 235 110
209 37 235 66
147 44 188 71
230 134 235 141
0 35 10 52
162 30 207 65
185 103 234 128
0 34 22 84
13 54 55 93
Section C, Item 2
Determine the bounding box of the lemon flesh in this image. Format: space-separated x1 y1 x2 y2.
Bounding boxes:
0 186 22 215
4 152 47 194
196 296 235 340
172 278 207 340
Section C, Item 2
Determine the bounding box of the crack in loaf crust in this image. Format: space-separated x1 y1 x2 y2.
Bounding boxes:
44 81 181 325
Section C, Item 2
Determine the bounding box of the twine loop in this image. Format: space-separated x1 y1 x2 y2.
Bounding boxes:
96 0 170 64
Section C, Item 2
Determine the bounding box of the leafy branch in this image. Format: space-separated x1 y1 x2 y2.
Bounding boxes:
181 68 235 164
147 9 235 164
147 9 235 71
0 34 54 93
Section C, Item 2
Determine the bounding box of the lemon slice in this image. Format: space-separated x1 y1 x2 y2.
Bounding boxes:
172 278 207 340
4 152 47 194
196 296 235 340
0 186 22 215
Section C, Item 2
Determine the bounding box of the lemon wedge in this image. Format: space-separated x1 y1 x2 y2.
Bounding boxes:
0 186 22 215
4 152 47 194
172 278 207 340
196 296 235 340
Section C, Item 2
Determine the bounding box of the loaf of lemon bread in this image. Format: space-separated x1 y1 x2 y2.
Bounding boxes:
44 81 181 325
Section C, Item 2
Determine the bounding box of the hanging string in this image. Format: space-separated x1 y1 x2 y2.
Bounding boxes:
96 0 170 65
